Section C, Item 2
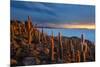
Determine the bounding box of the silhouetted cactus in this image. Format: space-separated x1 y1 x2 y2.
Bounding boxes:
80 34 88 62
81 34 84 52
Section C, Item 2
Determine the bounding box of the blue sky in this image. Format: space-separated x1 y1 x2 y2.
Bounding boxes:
10 1 95 42
11 1 95 25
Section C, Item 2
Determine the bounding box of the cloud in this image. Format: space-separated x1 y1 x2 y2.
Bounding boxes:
11 1 95 25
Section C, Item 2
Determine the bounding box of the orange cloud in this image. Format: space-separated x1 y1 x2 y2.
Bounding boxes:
63 24 95 29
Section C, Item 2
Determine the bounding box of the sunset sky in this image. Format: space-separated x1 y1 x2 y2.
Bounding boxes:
11 1 95 29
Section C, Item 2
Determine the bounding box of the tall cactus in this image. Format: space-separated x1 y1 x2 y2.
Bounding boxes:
27 16 32 44
41 27 44 43
75 50 80 62
34 24 38 43
44 33 47 44
51 31 55 62
83 42 88 62
58 32 63 62
38 30 41 44
81 34 84 52
80 34 87 62
41 27 47 44
70 40 75 62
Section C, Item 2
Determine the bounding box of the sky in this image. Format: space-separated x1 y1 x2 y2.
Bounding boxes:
10 1 95 29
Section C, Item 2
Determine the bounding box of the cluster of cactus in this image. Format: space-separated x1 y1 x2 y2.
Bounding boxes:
11 16 95 66
11 16 48 45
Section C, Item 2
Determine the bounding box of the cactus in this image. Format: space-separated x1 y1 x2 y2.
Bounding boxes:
41 27 47 44
41 27 44 43
18 23 22 35
27 16 32 44
11 23 15 40
75 50 80 62
70 40 75 62
83 42 88 62
58 32 63 62
13 20 19 35
80 34 87 62
38 31 41 44
20 21 25 35
44 33 47 44
31 25 35 43
81 34 85 52
34 24 38 43
31 24 40 44
35 30 39 43
51 31 55 62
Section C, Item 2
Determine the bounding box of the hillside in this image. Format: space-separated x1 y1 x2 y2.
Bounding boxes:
10 17 95 66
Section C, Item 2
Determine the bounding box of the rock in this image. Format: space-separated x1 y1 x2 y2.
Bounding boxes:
22 57 36 65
